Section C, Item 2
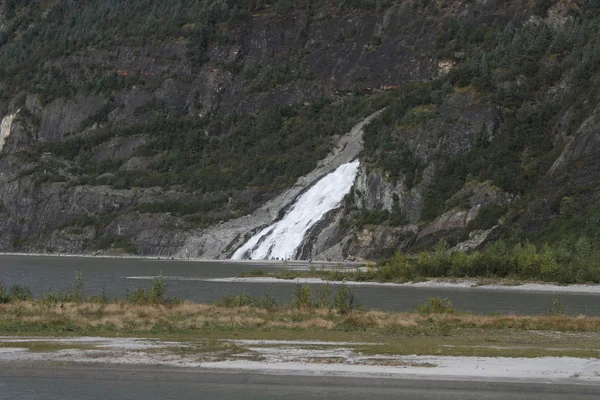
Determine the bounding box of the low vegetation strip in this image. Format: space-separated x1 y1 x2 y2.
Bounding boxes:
238 239 600 285
0 275 599 359
1 299 600 359
1 271 599 361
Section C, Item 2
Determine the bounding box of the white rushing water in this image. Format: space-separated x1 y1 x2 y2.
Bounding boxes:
0 112 17 152
232 160 360 260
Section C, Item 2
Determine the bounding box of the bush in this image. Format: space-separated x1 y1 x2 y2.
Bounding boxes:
11 236 27 250
0 282 10 304
468 204 506 230
56 213 117 230
10 284 33 301
37 289 60 311
355 209 390 228
216 292 256 308
70 270 84 303
539 244 559 280
334 282 361 314
95 235 138 254
415 240 452 277
149 274 168 305
448 251 478 277
317 282 332 309
88 287 109 305
292 283 313 310
478 240 513 277
377 233 600 283
126 286 149 305
378 250 415 281
125 273 175 305
258 290 277 312
548 297 566 316
135 197 228 216
513 242 540 279
417 297 456 315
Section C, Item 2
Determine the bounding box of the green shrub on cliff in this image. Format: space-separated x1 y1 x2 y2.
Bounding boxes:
381 239 600 283
95 235 138 254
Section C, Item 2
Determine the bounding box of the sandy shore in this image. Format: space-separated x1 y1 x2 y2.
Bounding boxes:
197 277 600 294
0 252 363 268
201 357 600 381
1 336 598 382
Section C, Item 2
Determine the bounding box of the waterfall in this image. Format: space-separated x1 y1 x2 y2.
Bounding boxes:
232 160 360 260
0 112 17 152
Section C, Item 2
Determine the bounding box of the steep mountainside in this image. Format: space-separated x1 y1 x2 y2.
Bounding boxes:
1 0 599 276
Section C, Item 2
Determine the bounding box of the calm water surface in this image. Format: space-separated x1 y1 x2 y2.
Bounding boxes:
1 367 598 400
0 255 598 315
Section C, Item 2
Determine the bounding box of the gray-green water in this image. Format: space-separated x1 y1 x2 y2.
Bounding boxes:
1 255 599 315
1 365 598 400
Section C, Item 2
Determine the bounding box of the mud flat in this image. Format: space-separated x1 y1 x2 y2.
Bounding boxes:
1 336 599 382
202 277 600 295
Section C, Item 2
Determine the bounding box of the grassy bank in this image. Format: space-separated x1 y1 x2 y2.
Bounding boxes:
2 299 600 359
1 273 600 359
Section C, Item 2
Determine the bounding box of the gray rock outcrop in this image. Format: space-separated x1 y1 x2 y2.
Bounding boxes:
175 110 383 259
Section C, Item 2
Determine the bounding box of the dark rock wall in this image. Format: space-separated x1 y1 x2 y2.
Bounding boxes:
2 1 588 259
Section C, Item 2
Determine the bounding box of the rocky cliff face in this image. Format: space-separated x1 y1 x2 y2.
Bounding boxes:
0 0 598 260
0 1 440 256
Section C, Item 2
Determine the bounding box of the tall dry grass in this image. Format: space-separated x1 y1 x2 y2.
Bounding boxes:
1 301 599 335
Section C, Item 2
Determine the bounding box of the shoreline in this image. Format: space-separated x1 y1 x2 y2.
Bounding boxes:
0 252 364 267
3 252 598 293
1 336 599 382
199 276 600 294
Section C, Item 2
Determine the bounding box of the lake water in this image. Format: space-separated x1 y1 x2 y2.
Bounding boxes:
1 366 598 400
1 255 599 315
